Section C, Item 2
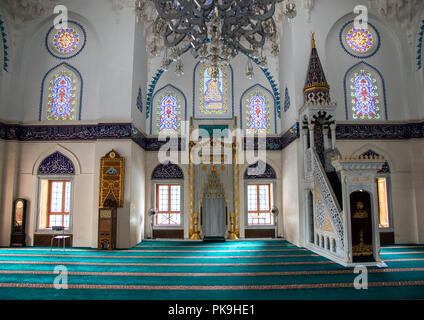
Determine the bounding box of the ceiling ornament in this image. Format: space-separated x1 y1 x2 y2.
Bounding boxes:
135 0 296 80
1 0 57 28
302 0 315 23
368 0 424 46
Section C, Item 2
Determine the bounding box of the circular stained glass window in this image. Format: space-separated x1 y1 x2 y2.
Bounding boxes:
340 21 380 58
46 21 86 59
346 28 373 53
53 28 80 54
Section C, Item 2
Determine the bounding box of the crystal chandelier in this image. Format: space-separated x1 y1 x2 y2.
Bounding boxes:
136 0 297 79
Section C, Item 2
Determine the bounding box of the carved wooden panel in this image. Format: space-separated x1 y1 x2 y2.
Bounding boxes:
99 150 125 208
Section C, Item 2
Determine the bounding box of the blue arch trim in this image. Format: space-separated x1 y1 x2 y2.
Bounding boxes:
343 61 388 121
417 19 424 70
152 163 184 180
244 161 277 179
145 52 281 124
149 84 187 135
240 83 277 134
39 62 84 121
339 20 381 60
192 61 234 120
45 20 87 60
0 13 9 72
136 87 143 113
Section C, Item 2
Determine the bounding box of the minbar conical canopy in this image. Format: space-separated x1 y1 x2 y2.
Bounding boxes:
303 33 331 105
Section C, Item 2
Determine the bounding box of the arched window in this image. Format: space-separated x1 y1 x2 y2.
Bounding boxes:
246 91 270 133
157 92 180 134
350 69 381 120
151 163 184 227
47 70 77 120
244 161 276 226
37 151 76 231
40 63 82 121
345 63 386 121
151 84 186 135
361 150 393 231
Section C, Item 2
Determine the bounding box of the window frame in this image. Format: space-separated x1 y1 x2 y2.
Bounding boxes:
244 179 276 228
344 64 387 121
36 176 74 233
376 173 394 232
151 179 184 229
47 180 71 228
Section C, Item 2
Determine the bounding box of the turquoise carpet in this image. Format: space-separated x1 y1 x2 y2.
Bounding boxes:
0 240 423 300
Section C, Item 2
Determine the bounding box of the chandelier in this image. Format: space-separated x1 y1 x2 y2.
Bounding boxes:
135 0 297 79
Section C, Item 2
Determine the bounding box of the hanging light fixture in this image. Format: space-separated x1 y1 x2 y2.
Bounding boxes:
135 0 297 79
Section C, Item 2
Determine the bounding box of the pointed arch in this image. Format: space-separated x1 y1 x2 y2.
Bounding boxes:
240 84 276 134
344 61 387 121
151 163 184 180
33 145 81 175
150 84 186 135
244 161 277 180
350 143 396 173
39 62 83 121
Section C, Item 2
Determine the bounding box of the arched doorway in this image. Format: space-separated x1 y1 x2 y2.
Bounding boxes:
350 190 374 262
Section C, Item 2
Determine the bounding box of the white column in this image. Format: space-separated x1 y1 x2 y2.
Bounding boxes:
330 123 336 150
323 127 329 150
302 128 309 152
308 123 315 148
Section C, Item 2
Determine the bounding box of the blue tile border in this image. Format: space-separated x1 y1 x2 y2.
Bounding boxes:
343 61 388 121
39 62 84 121
283 87 290 113
0 121 301 151
136 87 143 113
3 121 424 150
417 19 424 70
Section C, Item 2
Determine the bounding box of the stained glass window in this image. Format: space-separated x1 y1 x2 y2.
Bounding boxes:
52 28 80 54
200 64 228 114
157 92 181 134
345 27 373 53
47 70 76 121
246 91 270 133
350 69 380 120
